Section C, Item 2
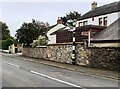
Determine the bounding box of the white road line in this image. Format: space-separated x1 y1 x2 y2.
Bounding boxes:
31 70 85 88
3 61 20 68
18 58 118 81
20 58 118 81
2 61 84 88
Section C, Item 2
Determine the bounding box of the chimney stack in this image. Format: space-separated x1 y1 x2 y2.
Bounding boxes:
57 17 63 24
92 1 97 10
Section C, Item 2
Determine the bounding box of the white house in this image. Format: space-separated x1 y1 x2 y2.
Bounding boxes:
47 17 66 44
91 18 120 47
76 1 120 27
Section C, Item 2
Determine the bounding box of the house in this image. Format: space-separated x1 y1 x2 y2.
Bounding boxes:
75 25 106 44
47 17 66 44
55 25 106 44
75 1 120 47
76 1 120 27
90 18 120 47
48 1 120 45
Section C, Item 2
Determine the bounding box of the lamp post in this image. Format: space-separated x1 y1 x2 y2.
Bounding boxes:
67 20 76 65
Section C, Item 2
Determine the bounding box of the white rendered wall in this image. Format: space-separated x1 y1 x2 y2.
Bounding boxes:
47 24 65 44
47 33 56 44
76 12 119 27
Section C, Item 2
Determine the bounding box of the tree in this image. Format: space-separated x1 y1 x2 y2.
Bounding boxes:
61 11 81 27
15 19 49 46
0 21 10 40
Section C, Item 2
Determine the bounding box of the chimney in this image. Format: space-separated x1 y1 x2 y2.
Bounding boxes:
57 17 63 24
92 1 97 10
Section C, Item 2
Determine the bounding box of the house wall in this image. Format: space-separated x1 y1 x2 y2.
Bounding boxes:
47 24 66 44
56 30 73 43
47 34 56 44
92 43 120 47
76 12 119 27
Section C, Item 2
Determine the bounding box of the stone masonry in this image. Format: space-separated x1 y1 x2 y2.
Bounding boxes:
22 44 120 70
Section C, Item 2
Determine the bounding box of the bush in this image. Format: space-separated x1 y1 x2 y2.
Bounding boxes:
32 35 47 47
2 38 14 50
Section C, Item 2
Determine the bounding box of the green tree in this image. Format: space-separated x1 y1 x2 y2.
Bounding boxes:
2 38 14 50
0 21 10 40
15 19 49 46
61 11 81 27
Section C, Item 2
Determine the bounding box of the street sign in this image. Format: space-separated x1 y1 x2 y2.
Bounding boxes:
81 31 88 36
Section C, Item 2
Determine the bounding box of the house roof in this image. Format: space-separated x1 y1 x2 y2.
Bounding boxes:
79 1 120 20
44 24 57 31
92 18 120 41
48 24 66 35
51 25 106 35
50 26 71 35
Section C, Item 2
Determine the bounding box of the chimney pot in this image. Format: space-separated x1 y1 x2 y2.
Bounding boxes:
57 17 63 24
92 1 97 10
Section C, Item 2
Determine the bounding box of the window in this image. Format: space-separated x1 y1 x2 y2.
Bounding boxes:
92 17 94 21
103 17 107 26
83 21 88 26
79 22 82 26
99 18 102 26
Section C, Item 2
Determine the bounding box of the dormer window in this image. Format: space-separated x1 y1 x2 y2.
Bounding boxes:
79 22 82 26
99 18 102 26
103 17 107 26
92 17 94 21
83 21 88 26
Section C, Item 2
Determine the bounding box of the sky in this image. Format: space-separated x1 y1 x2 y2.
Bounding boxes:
0 0 119 37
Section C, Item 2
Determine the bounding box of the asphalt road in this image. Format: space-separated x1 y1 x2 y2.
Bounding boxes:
1 53 119 88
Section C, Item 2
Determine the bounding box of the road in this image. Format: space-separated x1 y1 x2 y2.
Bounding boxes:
1 53 119 89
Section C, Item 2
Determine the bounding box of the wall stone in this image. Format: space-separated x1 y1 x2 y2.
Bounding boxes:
22 47 48 59
22 44 120 71
77 47 120 70
47 44 73 64
76 44 90 66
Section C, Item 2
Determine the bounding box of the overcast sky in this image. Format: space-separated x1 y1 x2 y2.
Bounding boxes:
0 0 119 37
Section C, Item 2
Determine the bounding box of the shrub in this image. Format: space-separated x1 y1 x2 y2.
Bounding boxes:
32 35 47 47
2 38 14 50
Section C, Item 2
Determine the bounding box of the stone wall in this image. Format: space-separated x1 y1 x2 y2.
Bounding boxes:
22 47 48 59
76 46 120 70
84 47 120 70
47 44 73 64
22 44 120 70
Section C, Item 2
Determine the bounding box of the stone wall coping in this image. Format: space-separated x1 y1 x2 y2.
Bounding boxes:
36 46 47 48
88 47 120 49
23 46 47 48
47 42 84 46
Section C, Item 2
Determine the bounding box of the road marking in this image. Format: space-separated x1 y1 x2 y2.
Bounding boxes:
3 61 20 68
31 70 85 88
12 57 118 81
23 58 118 81
2 61 85 88
3 55 118 81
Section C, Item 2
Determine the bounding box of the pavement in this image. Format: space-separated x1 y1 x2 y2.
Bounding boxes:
2 53 119 80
